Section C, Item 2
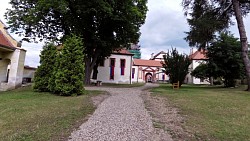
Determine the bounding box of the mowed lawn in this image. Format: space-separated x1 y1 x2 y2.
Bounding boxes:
151 84 250 141
0 86 103 141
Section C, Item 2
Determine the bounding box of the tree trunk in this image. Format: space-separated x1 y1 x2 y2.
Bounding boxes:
209 77 214 86
92 63 98 79
84 57 92 85
84 50 100 85
232 0 250 91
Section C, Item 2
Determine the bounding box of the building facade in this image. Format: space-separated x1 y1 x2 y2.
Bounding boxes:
0 20 26 91
185 49 210 84
94 49 168 84
96 49 134 84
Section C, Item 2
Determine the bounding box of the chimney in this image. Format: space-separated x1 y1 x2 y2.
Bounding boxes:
190 47 193 55
151 53 154 60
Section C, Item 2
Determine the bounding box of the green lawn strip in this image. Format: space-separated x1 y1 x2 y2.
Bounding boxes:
151 84 250 141
0 86 103 141
101 82 145 88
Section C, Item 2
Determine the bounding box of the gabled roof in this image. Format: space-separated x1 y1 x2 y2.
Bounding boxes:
150 51 166 60
0 30 15 50
190 49 208 60
113 49 133 56
133 59 162 67
0 20 22 51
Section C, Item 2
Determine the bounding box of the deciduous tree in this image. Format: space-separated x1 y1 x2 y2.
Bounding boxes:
191 33 245 87
5 0 148 85
207 33 245 87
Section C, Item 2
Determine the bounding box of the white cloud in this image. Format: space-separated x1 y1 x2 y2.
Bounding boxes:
140 0 190 59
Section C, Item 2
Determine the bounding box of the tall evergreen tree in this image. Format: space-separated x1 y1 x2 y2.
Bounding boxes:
182 0 250 90
162 48 191 87
53 35 85 96
33 43 57 92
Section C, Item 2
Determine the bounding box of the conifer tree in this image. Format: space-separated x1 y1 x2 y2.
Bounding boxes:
33 43 57 92
53 35 85 96
162 48 191 87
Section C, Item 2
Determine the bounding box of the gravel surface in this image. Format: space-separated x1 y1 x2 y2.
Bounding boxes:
68 83 173 141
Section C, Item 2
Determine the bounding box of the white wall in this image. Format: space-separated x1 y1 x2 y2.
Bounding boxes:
23 68 36 81
186 60 210 84
97 54 132 84
0 59 9 82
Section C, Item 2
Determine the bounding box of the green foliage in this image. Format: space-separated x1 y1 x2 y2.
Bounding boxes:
207 32 245 87
182 0 250 90
34 35 85 96
162 48 191 87
5 0 148 84
184 1 230 48
191 63 210 80
53 35 85 96
33 43 57 92
182 0 250 49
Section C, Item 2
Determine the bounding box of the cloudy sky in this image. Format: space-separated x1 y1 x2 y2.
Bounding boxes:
0 0 249 67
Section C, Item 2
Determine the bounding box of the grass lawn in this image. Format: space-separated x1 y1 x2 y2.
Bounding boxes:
101 82 145 88
0 86 103 141
151 84 250 141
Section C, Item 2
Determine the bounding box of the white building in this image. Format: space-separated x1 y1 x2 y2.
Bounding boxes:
94 49 168 84
132 59 167 83
0 20 26 91
23 65 36 83
96 49 134 84
185 49 210 84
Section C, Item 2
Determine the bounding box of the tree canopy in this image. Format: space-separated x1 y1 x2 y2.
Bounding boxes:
191 33 245 87
182 0 250 90
208 32 245 87
5 0 148 84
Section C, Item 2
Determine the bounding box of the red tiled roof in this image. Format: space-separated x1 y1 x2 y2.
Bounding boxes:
133 59 162 67
113 49 133 55
0 30 15 49
190 50 208 60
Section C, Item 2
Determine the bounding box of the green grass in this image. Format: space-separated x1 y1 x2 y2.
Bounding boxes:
0 86 103 141
151 84 250 141
101 82 145 88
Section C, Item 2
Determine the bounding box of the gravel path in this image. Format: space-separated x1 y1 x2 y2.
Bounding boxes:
68 83 172 141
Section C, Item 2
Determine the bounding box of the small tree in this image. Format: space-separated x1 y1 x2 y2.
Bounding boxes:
53 35 85 96
162 48 191 87
33 43 57 92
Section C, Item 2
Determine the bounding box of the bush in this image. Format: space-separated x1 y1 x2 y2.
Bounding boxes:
33 43 57 92
53 35 85 96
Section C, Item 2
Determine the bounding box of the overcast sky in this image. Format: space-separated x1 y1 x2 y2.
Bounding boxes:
0 0 249 67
